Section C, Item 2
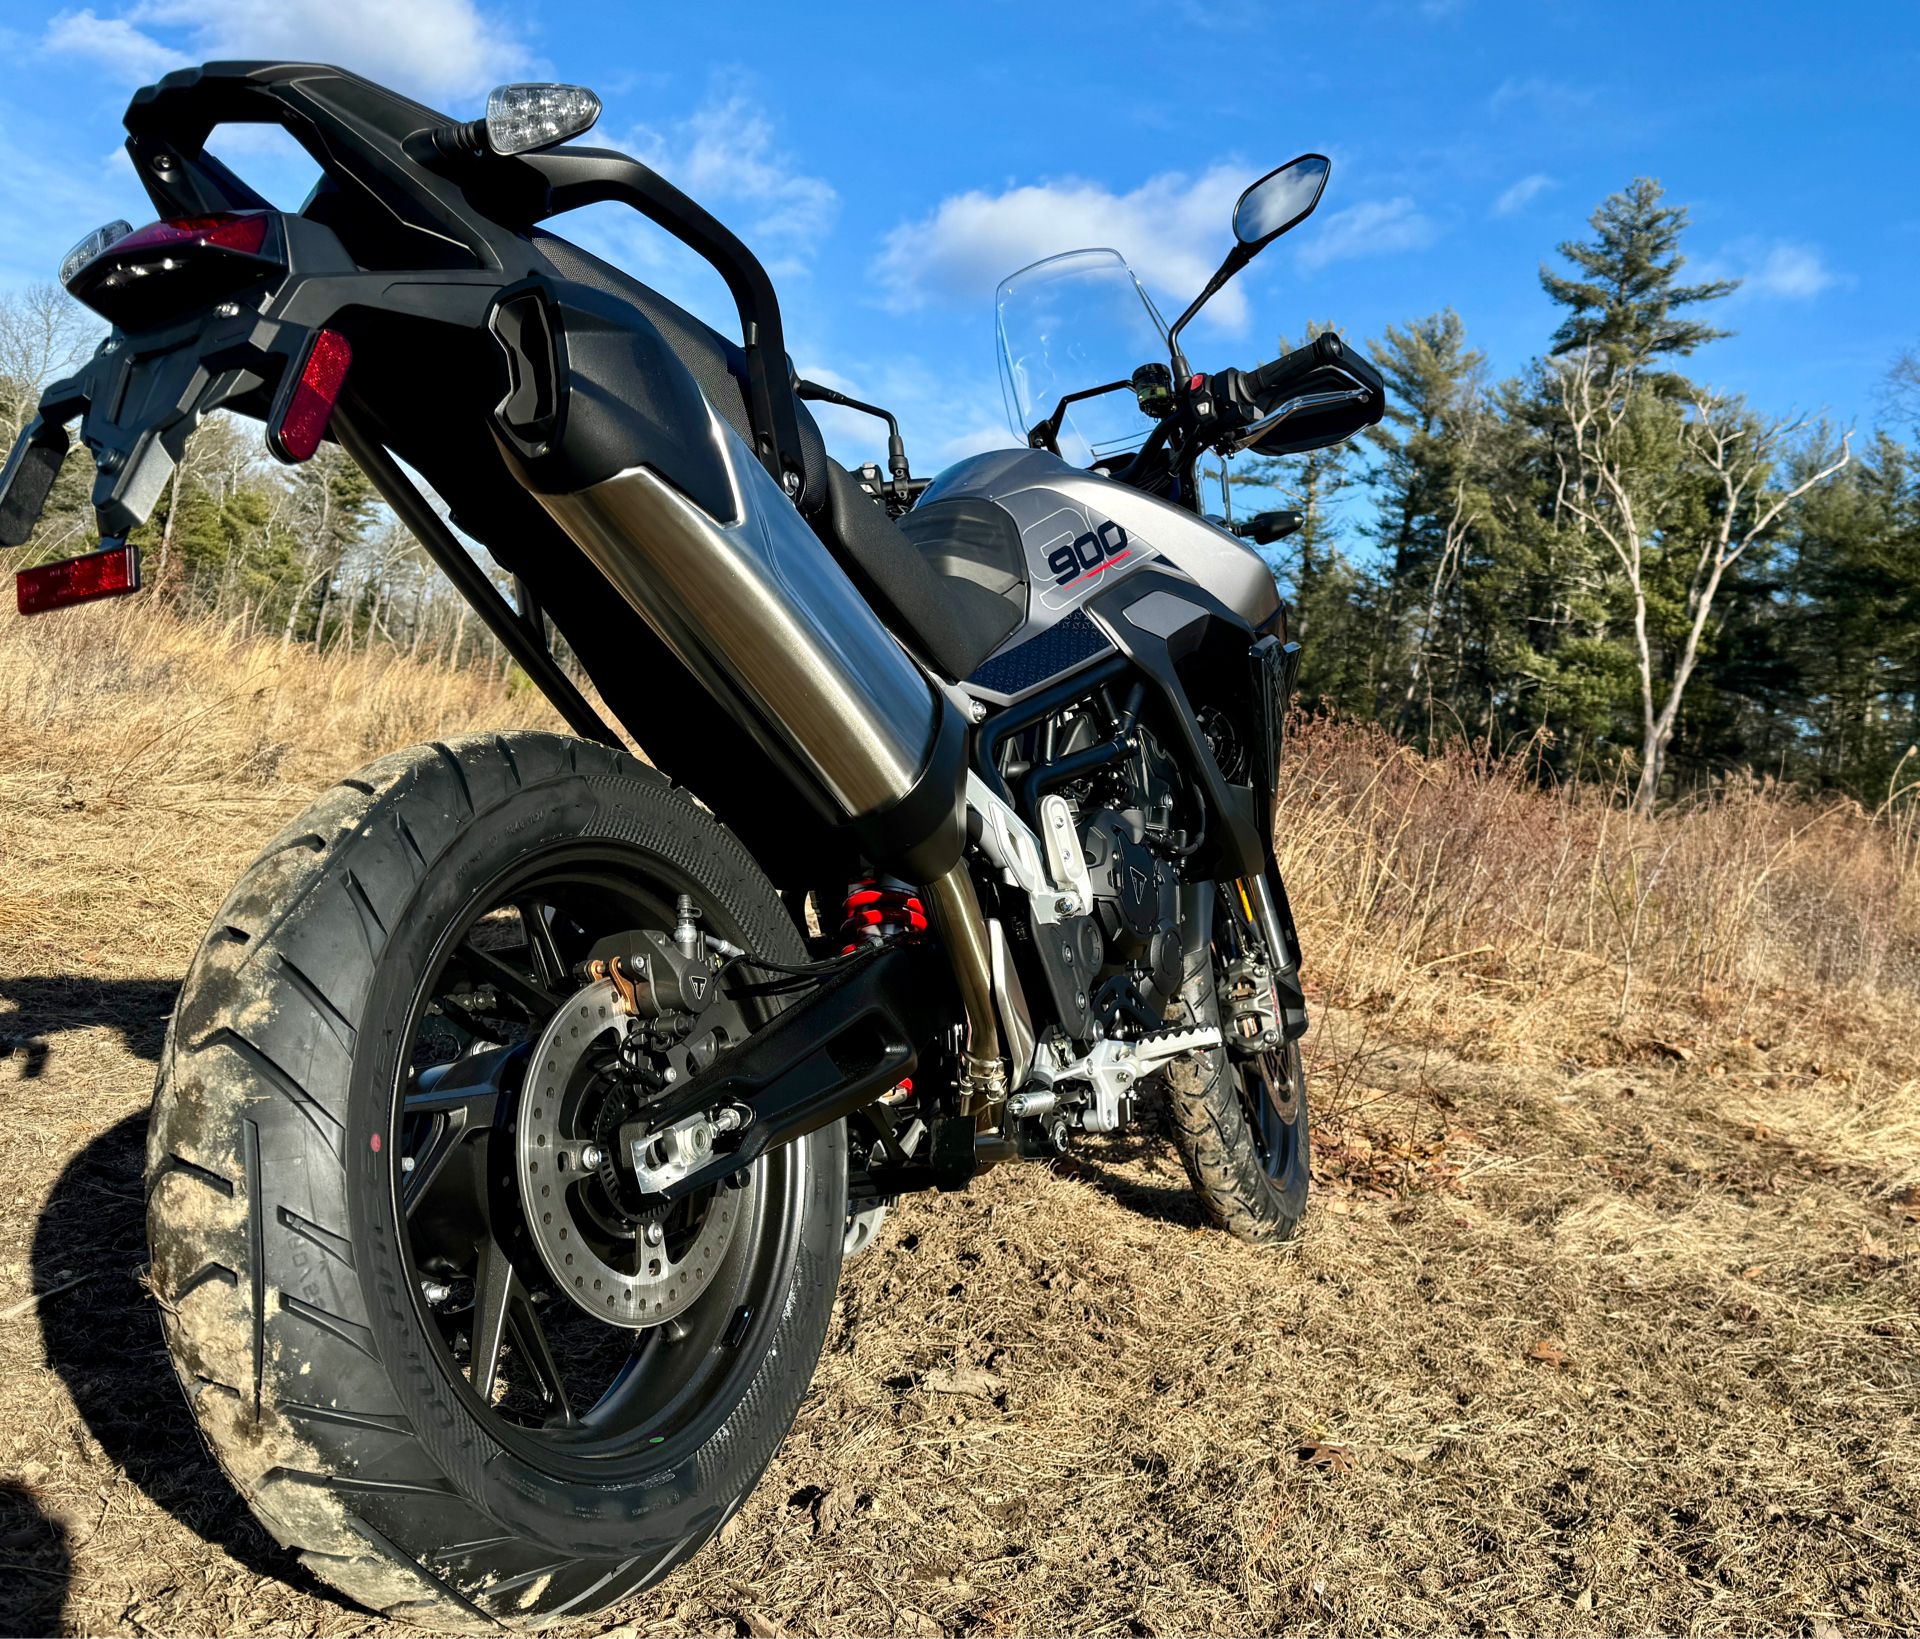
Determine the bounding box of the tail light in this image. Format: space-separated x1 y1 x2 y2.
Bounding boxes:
62 210 280 328
106 213 272 259
268 328 353 463
16 541 141 615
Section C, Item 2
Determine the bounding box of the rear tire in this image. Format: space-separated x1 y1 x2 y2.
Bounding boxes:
146 732 845 1629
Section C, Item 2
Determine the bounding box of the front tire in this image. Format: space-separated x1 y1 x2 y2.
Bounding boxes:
1162 881 1310 1245
146 732 845 1629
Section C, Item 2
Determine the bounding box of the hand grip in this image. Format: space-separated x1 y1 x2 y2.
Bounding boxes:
1246 331 1349 400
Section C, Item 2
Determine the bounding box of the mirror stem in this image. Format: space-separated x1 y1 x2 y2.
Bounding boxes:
1167 244 1254 380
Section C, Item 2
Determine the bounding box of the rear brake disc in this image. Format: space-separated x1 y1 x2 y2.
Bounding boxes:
515 979 741 1328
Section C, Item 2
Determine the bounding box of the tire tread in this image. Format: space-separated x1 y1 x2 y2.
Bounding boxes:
147 731 837 1630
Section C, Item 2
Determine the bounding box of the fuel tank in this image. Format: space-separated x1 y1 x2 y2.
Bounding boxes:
915 449 1282 699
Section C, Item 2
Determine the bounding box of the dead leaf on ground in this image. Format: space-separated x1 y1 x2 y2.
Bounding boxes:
1296 1440 1356 1475
921 1366 1003 1399
815 1486 858 1535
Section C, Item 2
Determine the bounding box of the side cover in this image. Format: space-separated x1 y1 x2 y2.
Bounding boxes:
918 448 1284 702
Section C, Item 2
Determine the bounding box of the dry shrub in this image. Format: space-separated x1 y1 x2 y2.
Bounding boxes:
0 599 567 975
6 599 1913 1074
1275 716 1920 1070
0 597 565 801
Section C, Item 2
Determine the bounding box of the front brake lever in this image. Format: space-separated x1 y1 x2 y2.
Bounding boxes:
1219 387 1371 456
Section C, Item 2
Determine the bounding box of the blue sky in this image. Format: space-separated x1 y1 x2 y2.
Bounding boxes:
1 0 1914 487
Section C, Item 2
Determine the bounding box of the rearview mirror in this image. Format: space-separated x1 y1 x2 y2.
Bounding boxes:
1168 153 1335 377
1233 155 1331 247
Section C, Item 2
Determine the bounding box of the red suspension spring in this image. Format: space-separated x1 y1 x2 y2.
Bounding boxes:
839 876 928 953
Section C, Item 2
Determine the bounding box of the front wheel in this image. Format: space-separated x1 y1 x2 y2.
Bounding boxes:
146 732 845 1629
1161 879 1310 1244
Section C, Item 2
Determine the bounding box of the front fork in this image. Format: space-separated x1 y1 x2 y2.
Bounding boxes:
1233 858 1310 1047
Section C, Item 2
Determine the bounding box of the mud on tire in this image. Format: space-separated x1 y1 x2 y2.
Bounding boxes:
146 732 846 1629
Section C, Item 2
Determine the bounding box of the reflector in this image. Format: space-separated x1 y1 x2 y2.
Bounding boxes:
16 541 141 615
111 213 272 258
268 328 353 463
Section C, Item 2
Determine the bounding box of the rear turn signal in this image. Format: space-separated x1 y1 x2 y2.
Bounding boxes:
268 329 352 463
16 541 141 615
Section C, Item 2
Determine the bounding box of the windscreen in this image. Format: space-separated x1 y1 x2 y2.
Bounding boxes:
995 248 1170 465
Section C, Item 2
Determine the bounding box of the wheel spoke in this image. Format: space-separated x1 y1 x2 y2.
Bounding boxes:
469 1239 516 1404
508 1291 577 1425
458 939 563 1021
517 898 570 993
402 1113 463 1218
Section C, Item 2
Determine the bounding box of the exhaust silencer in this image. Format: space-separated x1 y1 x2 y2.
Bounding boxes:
488 276 966 877
531 412 964 875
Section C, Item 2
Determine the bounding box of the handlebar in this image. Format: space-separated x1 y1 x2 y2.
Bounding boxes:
1243 331 1352 401
1198 332 1385 458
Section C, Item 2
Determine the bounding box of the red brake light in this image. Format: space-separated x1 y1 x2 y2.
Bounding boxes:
16 542 142 615
269 329 353 463
110 212 272 259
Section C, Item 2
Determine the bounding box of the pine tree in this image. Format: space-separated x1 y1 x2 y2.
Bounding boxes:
1365 310 1489 732
1541 178 1739 375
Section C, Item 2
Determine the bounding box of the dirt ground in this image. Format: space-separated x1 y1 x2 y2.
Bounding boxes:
2 609 1917 1635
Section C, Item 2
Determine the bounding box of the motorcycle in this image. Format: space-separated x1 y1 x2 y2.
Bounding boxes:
0 65 1383 1627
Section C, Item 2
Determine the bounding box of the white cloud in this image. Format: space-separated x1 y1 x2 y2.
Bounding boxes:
1740 241 1842 300
874 165 1249 330
43 9 183 80
42 0 529 102
1173 0 1270 28
625 96 837 259
1492 172 1555 218
1488 76 1597 117
1700 237 1847 301
1294 196 1437 272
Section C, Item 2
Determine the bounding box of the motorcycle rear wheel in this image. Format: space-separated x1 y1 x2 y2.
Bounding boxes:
147 731 844 1629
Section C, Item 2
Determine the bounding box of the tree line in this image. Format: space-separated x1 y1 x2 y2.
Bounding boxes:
2 177 1915 811
1234 178 1918 812
1 285 522 676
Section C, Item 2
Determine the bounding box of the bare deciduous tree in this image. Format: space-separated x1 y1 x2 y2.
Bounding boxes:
0 283 99 449
1555 347 1852 813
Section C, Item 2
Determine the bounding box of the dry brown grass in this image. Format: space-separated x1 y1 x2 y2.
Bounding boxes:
1276 718 1920 1136
1 601 1915 1637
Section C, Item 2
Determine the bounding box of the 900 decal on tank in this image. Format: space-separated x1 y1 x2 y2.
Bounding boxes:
0 62 1379 1628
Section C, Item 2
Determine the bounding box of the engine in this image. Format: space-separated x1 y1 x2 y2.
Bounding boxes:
995 676 1196 1049
1079 805 1183 1020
